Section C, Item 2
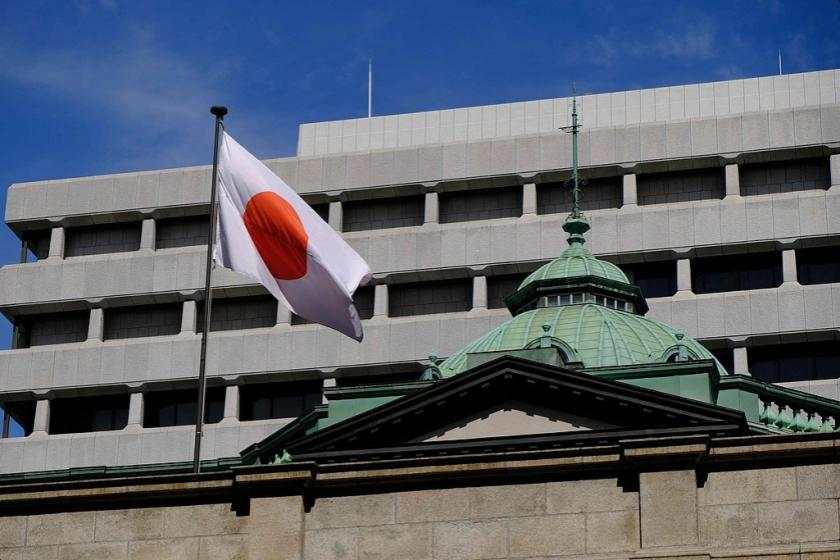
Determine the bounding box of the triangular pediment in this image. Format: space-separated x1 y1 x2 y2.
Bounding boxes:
418 400 618 442
247 356 747 465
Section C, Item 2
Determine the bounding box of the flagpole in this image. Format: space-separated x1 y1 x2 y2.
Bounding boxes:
193 105 228 474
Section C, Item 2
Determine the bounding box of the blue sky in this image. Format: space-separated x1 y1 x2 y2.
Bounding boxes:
0 0 839 348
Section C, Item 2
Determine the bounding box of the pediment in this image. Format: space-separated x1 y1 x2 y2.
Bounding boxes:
418 400 618 442
260 356 747 464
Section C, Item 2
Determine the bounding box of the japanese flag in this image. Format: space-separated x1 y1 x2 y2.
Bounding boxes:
214 131 371 341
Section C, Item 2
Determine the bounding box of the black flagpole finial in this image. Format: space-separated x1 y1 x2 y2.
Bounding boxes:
211 106 228 118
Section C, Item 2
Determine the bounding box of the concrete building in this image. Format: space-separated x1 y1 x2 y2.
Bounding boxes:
2 68 840 475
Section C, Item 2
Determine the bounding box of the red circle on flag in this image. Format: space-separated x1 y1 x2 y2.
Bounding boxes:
243 191 309 280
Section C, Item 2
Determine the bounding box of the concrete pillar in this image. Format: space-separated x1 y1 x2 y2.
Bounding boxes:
424 192 439 224
622 174 637 206
181 300 197 333
829 154 840 188
31 399 50 437
126 392 144 431
276 302 292 325
140 218 156 250
374 284 389 317
87 308 104 341
676 258 692 295
47 227 65 260
733 346 750 376
328 201 343 232
725 164 741 197
522 183 537 215
219 385 240 425
322 377 336 405
472 276 488 310
782 249 798 284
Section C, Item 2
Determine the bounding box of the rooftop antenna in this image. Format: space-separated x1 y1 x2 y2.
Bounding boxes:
560 90 582 220
368 59 373 118
778 50 782 76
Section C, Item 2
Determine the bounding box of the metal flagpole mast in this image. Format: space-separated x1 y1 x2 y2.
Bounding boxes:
561 95 582 219
193 105 228 474
368 59 373 118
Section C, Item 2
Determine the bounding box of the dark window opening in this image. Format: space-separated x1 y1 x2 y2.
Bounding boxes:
14 311 89 348
155 215 210 249
22 230 51 261
343 196 424 232
198 295 277 332
740 158 830 196
705 346 735 374
537 177 622 215
487 273 529 309
619 261 678 299
389 279 472 317
749 341 840 383
637 168 724 205
0 401 35 438
797 246 840 285
692 252 782 294
310 203 329 223
49 394 129 434
239 381 322 421
143 387 225 428
439 187 522 223
104 303 182 340
65 222 141 257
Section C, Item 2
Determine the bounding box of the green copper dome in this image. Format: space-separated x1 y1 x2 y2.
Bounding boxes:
437 304 728 377
518 243 630 289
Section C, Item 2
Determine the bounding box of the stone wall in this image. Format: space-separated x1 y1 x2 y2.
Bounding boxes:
1 461 839 559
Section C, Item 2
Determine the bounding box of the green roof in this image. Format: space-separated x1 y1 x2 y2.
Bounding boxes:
437 304 728 377
519 243 630 290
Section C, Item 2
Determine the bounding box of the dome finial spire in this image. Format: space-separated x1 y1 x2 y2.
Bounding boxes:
560 93 589 245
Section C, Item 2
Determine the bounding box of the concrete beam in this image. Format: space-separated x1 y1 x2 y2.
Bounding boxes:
328 201 343 232
125 392 144 432
472 276 487 310
219 385 239 426
675 258 692 296
30 399 50 437
181 300 197 334
782 249 799 285
733 346 750 376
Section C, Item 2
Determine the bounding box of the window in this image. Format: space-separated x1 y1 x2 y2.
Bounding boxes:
155 215 210 249
65 222 141 257
14 311 89 348
291 286 374 325
740 158 830 196
439 187 522 223
537 177 621 215
49 394 129 434
198 295 277 332
692 252 782 294
342 196 424 232
143 387 225 428
389 279 472 317
239 381 322 421
104 303 182 340
310 203 329 222
705 346 735 374
487 273 528 309
749 341 840 383
336 369 424 387
22 229 51 261
797 246 840 285
620 261 677 298
637 168 724 205
0 401 35 438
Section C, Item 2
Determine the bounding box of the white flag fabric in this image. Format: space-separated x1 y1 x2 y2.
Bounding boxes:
214 131 371 341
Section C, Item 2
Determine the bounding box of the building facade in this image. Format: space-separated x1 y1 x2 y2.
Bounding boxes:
1 69 840 474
